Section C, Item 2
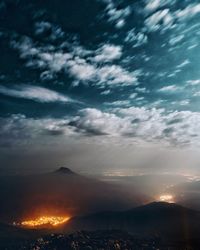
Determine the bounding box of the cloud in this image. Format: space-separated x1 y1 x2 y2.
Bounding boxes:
0 114 76 147
176 59 190 69
125 29 148 47
145 9 174 32
68 60 97 81
94 44 122 62
158 85 180 92
145 0 162 12
187 79 200 85
68 61 137 86
145 0 175 13
2 106 200 148
97 65 138 86
68 108 129 136
34 21 52 35
105 100 130 107
0 85 75 103
129 93 138 99
179 100 189 106
100 89 111 95
176 3 200 20
116 107 200 146
144 2 200 34
169 34 184 46
135 87 149 93
65 107 200 147
34 21 64 40
67 107 165 140
193 91 200 97
102 0 131 28
11 36 138 87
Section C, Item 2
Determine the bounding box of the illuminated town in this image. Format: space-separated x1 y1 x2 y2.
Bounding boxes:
14 216 70 228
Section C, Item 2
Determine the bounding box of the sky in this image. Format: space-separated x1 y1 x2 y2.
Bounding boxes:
1 0 200 176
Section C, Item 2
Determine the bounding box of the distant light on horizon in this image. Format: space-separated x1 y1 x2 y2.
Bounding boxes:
158 194 175 203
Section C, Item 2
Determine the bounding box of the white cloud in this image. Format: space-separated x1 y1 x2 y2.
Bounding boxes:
67 106 200 146
135 87 149 93
68 60 97 81
101 89 111 95
145 9 174 32
115 107 200 146
0 114 76 147
2 107 200 147
102 0 131 28
0 85 75 103
169 34 184 46
193 91 200 97
34 21 64 40
68 61 137 86
34 21 51 35
69 107 166 140
97 65 137 86
125 29 148 47
179 100 189 106
115 19 125 28
145 0 162 12
145 0 176 13
39 52 72 72
176 59 190 69
136 97 145 102
129 93 138 99
105 100 130 107
187 79 200 86
94 44 122 62
158 85 180 92
176 3 200 20
11 36 138 87
70 108 132 136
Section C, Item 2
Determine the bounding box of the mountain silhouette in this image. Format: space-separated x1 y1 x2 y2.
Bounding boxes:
54 167 77 175
1 202 200 247
66 202 200 242
0 167 145 223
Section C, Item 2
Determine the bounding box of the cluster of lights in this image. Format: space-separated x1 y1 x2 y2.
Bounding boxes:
20 215 70 227
159 194 174 203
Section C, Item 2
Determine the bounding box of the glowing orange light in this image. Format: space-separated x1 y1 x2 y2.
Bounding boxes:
159 194 174 203
20 215 70 228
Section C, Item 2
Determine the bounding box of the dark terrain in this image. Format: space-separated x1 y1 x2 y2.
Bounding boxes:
0 167 145 223
1 202 200 249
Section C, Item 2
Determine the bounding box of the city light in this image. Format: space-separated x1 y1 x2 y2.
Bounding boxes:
18 215 70 228
159 194 174 203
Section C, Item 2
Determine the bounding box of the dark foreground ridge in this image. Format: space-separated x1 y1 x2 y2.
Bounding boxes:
1 202 200 249
66 201 200 237
2 230 200 250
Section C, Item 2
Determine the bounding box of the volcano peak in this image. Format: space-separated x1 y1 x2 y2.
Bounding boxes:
54 167 77 175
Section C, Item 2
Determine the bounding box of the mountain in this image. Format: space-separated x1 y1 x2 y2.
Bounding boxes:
0 167 147 223
54 167 77 175
1 202 200 248
66 202 200 242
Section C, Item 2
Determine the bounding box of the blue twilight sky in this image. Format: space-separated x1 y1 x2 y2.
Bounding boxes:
1 0 200 175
